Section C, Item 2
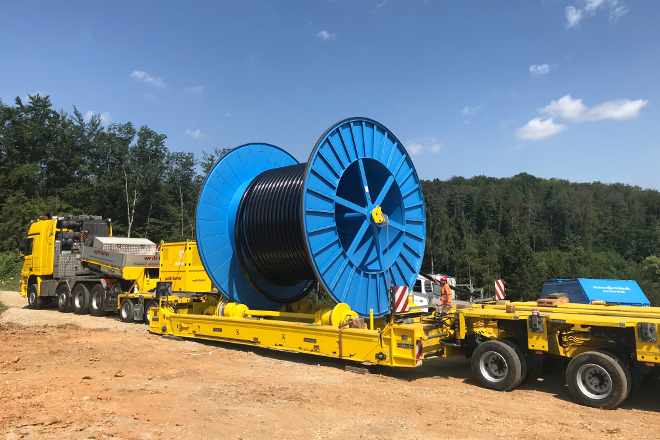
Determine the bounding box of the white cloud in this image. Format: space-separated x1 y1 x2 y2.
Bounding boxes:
517 93 647 141
540 95 588 121
371 1 387 12
530 64 550 76
406 137 442 155
610 4 628 21
565 0 628 28
585 0 606 12
316 30 336 41
130 70 167 88
516 118 567 140
461 106 481 116
565 6 583 28
185 86 204 95
83 111 112 124
585 99 647 120
185 129 206 139
540 94 647 122
224 112 231 117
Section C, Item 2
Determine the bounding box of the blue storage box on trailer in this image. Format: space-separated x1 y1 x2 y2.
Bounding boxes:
540 279 650 306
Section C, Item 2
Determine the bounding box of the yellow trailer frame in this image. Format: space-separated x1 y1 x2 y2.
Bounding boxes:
149 296 454 367
148 295 660 409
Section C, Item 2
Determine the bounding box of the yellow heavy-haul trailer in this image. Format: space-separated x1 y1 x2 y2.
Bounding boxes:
149 294 660 409
118 240 214 324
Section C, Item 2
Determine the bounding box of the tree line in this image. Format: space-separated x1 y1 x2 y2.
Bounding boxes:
422 174 660 304
1 94 659 303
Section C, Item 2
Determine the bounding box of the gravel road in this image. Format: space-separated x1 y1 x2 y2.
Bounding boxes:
1 289 659 440
0 290 145 333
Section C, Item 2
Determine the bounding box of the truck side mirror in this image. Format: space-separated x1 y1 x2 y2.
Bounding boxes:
18 239 25 253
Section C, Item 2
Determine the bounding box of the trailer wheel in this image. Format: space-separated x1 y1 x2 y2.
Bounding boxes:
566 350 630 409
56 284 72 313
144 300 159 325
500 339 528 388
89 284 105 317
27 284 43 310
72 283 91 315
471 340 524 391
119 298 135 323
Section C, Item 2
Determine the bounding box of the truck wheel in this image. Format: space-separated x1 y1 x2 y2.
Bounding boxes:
119 298 135 323
471 340 524 391
566 350 630 409
56 284 72 313
89 284 105 317
144 300 159 325
72 283 91 315
27 284 43 310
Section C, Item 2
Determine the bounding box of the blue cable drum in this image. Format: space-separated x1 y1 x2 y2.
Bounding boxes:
196 118 426 317
196 144 311 311
302 118 425 317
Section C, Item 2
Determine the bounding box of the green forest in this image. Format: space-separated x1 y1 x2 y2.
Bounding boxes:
2 95 660 304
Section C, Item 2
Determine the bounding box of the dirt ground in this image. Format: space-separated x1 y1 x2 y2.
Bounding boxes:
1 291 658 440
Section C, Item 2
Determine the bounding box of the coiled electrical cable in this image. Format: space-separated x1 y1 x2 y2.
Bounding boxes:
235 163 317 303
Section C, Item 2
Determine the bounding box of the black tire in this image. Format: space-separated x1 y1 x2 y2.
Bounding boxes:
500 339 528 388
598 348 633 397
89 284 105 317
27 284 43 310
566 350 630 409
119 298 135 323
72 283 91 315
56 284 72 313
144 300 159 325
471 340 524 391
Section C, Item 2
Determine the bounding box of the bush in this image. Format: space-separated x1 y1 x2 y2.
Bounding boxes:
0 251 22 291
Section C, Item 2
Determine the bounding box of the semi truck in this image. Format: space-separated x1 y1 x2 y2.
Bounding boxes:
17 215 216 323
18 215 159 319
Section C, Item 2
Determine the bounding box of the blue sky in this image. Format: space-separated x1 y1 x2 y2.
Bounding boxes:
2 1 658 189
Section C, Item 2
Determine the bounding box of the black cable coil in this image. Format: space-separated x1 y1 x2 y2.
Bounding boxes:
235 163 317 303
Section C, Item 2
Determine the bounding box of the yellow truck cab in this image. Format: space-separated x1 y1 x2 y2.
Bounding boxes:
19 216 56 299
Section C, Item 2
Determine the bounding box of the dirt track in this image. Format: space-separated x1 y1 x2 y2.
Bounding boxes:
1 290 659 440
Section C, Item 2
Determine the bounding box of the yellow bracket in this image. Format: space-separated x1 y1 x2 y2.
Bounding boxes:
371 206 385 225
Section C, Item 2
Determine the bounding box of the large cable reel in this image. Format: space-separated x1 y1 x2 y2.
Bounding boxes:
196 117 426 317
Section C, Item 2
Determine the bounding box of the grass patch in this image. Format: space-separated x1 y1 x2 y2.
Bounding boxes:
0 251 22 291
0 301 7 312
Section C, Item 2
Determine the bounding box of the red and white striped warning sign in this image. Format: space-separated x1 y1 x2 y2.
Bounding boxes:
415 340 423 366
394 286 409 313
495 279 505 300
